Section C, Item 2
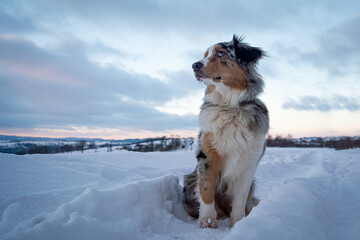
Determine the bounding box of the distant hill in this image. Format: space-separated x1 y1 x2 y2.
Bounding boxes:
0 134 141 143
0 135 195 155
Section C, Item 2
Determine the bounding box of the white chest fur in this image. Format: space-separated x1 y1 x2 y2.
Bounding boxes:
199 102 265 180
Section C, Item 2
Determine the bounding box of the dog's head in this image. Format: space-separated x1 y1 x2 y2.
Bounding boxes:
192 35 264 98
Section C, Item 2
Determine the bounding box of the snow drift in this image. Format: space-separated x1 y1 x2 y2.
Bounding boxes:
2 175 185 240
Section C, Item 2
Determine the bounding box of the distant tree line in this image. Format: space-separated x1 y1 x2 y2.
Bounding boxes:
121 136 194 152
266 135 360 150
0 140 99 155
0 136 195 155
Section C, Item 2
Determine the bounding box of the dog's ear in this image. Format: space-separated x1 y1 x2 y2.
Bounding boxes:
233 35 264 64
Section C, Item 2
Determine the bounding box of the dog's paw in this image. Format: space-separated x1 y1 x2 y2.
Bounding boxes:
198 217 218 228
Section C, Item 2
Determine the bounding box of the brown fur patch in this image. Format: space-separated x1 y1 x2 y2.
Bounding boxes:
206 84 216 94
204 45 248 90
204 50 209 58
202 132 224 169
198 132 225 204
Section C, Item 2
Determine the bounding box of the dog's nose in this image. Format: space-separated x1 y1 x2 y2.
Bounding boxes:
192 62 203 72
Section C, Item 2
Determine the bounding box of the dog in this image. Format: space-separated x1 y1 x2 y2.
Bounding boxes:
183 35 269 228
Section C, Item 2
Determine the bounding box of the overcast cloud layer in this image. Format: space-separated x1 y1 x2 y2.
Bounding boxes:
0 36 198 130
283 95 360 112
0 0 359 138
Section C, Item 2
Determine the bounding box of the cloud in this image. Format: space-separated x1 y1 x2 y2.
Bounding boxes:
9 0 276 34
300 16 360 74
282 95 360 112
0 36 201 131
3 0 338 38
0 6 36 33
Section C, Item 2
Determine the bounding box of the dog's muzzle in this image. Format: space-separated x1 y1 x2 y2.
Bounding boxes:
192 61 204 81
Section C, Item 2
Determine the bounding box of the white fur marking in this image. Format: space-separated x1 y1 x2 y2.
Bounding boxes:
201 45 215 67
203 86 250 107
199 202 217 219
202 78 224 88
196 187 217 219
197 199 218 228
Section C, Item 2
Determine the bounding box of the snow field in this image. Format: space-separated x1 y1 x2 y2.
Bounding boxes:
0 148 359 239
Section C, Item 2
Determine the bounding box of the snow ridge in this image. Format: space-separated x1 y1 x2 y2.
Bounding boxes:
2 175 184 240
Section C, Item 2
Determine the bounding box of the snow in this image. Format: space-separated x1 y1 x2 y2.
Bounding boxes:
1 148 360 239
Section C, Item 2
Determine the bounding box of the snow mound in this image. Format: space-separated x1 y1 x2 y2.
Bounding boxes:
226 149 360 240
0 203 24 236
3 175 188 240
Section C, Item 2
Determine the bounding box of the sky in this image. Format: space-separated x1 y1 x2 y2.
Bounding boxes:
0 0 359 139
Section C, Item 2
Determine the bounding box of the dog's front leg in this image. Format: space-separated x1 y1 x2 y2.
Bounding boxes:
197 157 219 228
197 132 224 228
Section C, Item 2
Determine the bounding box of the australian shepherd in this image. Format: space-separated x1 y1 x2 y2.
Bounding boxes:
183 35 269 228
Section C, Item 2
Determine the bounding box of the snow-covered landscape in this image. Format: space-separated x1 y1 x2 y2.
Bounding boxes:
1 147 359 240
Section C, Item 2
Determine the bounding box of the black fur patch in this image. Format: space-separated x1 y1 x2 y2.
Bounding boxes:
252 100 269 118
196 150 207 160
233 35 263 64
239 100 268 118
204 162 209 169
239 99 269 132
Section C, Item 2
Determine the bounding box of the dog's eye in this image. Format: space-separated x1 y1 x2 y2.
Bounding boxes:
217 51 225 57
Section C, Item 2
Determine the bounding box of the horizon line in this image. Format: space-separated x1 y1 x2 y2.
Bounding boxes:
1 133 359 141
